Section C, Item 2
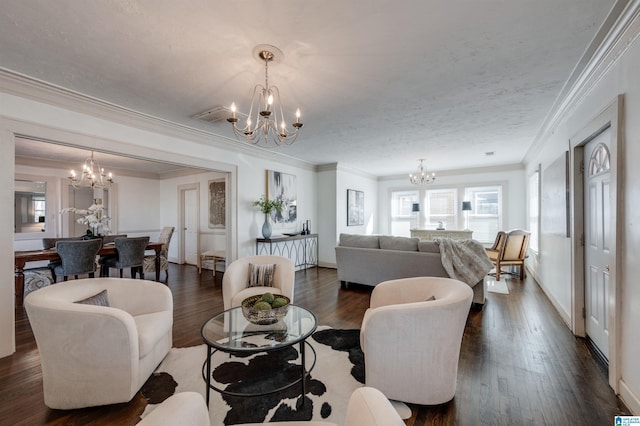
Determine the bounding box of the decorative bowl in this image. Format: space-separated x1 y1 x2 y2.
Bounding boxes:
241 294 291 325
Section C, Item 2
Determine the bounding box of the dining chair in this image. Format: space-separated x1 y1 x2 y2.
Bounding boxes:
43 236 84 274
99 236 150 279
142 226 174 281
52 239 103 282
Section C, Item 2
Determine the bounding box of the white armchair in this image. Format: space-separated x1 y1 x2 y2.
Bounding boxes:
222 255 295 310
238 387 405 426
361 277 473 405
25 278 173 409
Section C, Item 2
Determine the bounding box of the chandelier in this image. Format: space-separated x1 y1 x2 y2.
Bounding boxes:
409 159 436 185
68 151 114 189
227 45 303 147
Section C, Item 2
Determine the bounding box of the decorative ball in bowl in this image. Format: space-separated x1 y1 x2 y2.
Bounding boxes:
241 293 291 325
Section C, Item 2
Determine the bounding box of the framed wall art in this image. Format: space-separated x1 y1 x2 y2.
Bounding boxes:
347 189 364 226
266 170 297 230
208 178 226 229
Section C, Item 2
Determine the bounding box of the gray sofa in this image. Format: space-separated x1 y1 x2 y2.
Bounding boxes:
335 233 485 307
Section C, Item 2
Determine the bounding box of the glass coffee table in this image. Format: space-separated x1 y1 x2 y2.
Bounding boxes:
200 304 318 405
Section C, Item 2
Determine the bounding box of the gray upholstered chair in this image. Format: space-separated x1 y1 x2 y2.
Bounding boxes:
143 226 174 281
43 236 84 274
99 236 150 279
52 239 103 282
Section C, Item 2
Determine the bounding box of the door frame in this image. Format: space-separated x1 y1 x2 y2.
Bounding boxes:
178 183 200 265
569 95 624 392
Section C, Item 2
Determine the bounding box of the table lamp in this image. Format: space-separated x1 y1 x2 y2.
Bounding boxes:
462 201 472 230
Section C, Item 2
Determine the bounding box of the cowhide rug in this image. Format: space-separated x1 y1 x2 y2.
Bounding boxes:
140 328 364 425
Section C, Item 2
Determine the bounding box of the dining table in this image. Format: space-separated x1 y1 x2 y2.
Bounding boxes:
14 241 164 307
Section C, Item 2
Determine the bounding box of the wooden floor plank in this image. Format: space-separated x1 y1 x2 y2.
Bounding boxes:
0 265 630 425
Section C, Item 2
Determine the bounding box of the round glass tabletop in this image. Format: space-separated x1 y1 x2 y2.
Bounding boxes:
201 304 317 353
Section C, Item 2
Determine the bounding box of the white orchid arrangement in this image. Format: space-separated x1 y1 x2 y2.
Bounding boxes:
60 203 111 235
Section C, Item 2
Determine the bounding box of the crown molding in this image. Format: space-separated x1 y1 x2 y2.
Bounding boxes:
526 0 640 159
0 68 316 172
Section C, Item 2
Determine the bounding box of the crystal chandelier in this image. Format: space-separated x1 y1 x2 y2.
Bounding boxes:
409 159 436 185
68 151 114 189
227 45 303 147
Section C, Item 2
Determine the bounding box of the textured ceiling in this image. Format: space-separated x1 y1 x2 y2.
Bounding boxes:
0 0 616 176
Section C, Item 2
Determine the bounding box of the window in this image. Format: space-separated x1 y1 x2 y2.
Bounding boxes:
464 186 502 243
33 195 46 223
390 184 504 242
390 190 419 236
425 189 457 229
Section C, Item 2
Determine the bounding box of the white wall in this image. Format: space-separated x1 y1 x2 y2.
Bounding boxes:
377 166 527 237
317 166 337 267
523 13 640 413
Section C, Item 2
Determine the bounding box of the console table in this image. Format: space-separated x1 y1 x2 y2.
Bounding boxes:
256 234 318 272
410 229 473 241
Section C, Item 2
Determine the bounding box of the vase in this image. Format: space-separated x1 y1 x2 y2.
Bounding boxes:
262 214 272 239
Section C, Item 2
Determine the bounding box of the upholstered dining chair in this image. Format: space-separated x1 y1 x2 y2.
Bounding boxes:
43 236 84 275
25 278 173 409
143 226 174 281
99 236 150 279
487 229 530 280
360 276 473 406
222 255 295 310
52 239 103 283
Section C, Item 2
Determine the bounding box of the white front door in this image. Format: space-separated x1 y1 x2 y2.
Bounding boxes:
584 128 611 360
184 187 199 265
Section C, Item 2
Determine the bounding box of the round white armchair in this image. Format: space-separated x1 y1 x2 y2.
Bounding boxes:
360 276 473 405
25 278 173 409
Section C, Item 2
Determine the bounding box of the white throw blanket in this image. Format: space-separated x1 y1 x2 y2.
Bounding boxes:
434 238 493 287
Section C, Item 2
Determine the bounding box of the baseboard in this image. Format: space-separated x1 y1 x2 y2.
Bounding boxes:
528 268 572 328
620 379 640 415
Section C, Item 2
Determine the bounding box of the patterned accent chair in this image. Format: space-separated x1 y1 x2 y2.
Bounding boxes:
486 229 530 280
52 239 103 282
99 236 150 278
143 226 175 281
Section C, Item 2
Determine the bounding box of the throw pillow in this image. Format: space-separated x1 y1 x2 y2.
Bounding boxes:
75 289 110 307
248 263 276 287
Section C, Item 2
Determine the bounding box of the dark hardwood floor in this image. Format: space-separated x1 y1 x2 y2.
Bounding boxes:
0 265 630 425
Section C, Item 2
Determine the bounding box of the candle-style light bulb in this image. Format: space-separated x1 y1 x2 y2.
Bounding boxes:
230 102 236 118
296 108 301 123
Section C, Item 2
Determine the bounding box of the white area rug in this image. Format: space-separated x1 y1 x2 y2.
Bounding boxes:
485 276 509 294
141 327 364 425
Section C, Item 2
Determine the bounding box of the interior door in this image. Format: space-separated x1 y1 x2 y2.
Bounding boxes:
67 186 94 237
183 187 199 265
584 128 611 361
